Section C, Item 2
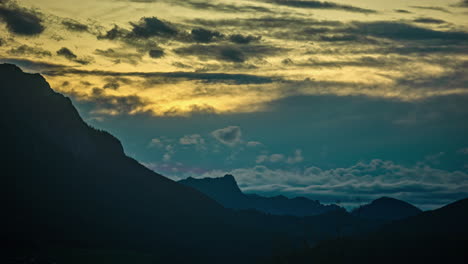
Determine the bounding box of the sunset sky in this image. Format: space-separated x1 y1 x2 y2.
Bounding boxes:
1 0 468 208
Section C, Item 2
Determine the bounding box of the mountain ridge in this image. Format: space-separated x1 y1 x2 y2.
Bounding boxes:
179 174 343 216
352 196 422 221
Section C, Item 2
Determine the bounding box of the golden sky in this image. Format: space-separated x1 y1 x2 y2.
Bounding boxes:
1 0 468 115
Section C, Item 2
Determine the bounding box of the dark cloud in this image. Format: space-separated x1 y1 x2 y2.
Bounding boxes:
394 9 411 14
42 68 276 85
130 17 178 38
0 58 68 72
349 21 468 41
211 126 242 146
452 0 468 7
191 28 223 43
128 0 273 14
103 81 120 90
149 48 164 58
43 68 278 84
57 47 77 60
95 48 143 65
229 34 261 44
0 1 44 35
188 16 343 29
62 19 89 32
413 17 446 24
57 47 92 65
263 0 376 13
8 44 51 57
174 44 286 63
410 6 451 13
219 47 245 62
98 25 128 40
69 88 150 116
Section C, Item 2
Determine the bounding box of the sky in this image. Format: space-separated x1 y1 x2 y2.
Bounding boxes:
1 0 468 209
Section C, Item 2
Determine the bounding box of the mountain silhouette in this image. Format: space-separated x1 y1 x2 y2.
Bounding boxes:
179 175 342 216
352 197 422 221
0 64 389 263
0 64 288 263
270 198 468 264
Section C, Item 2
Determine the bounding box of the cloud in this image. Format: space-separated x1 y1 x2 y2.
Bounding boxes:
62 19 89 32
263 0 376 14
42 68 276 85
256 154 285 163
129 0 272 14
256 149 304 164
174 44 286 63
413 17 446 24
67 88 150 116
8 44 51 57
349 21 468 41
130 16 178 38
56 47 92 65
191 28 223 43
0 1 44 35
211 126 242 146
148 138 164 148
98 25 128 40
197 159 468 209
0 58 68 72
452 1 468 7
410 6 451 13
95 48 143 65
228 34 261 44
394 9 411 14
57 47 78 60
179 134 205 145
246 141 262 147
149 48 164 58
287 149 304 164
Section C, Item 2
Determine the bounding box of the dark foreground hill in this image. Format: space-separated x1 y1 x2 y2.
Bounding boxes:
270 198 468 264
0 64 279 263
179 175 342 216
352 197 422 221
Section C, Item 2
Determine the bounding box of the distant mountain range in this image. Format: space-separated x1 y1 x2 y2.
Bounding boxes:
273 198 468 263
179 175 343 216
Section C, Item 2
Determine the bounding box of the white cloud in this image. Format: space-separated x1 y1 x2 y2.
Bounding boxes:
256 150 303 164
148 138 164 148
246 141 262 147
256 153 285 163
179 134 205 145
287 149 304 164
194 159 468 209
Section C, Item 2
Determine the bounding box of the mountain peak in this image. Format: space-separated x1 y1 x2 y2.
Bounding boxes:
353 196 422 221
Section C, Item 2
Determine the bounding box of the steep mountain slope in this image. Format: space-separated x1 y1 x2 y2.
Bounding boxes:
272 198 468 264
352 197 422 221
0 64 283 263
179 175 342 216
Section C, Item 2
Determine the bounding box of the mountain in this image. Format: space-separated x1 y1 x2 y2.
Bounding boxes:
352 197 422 221
179 175 342 216
269 198 468 264
0 64 292 263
